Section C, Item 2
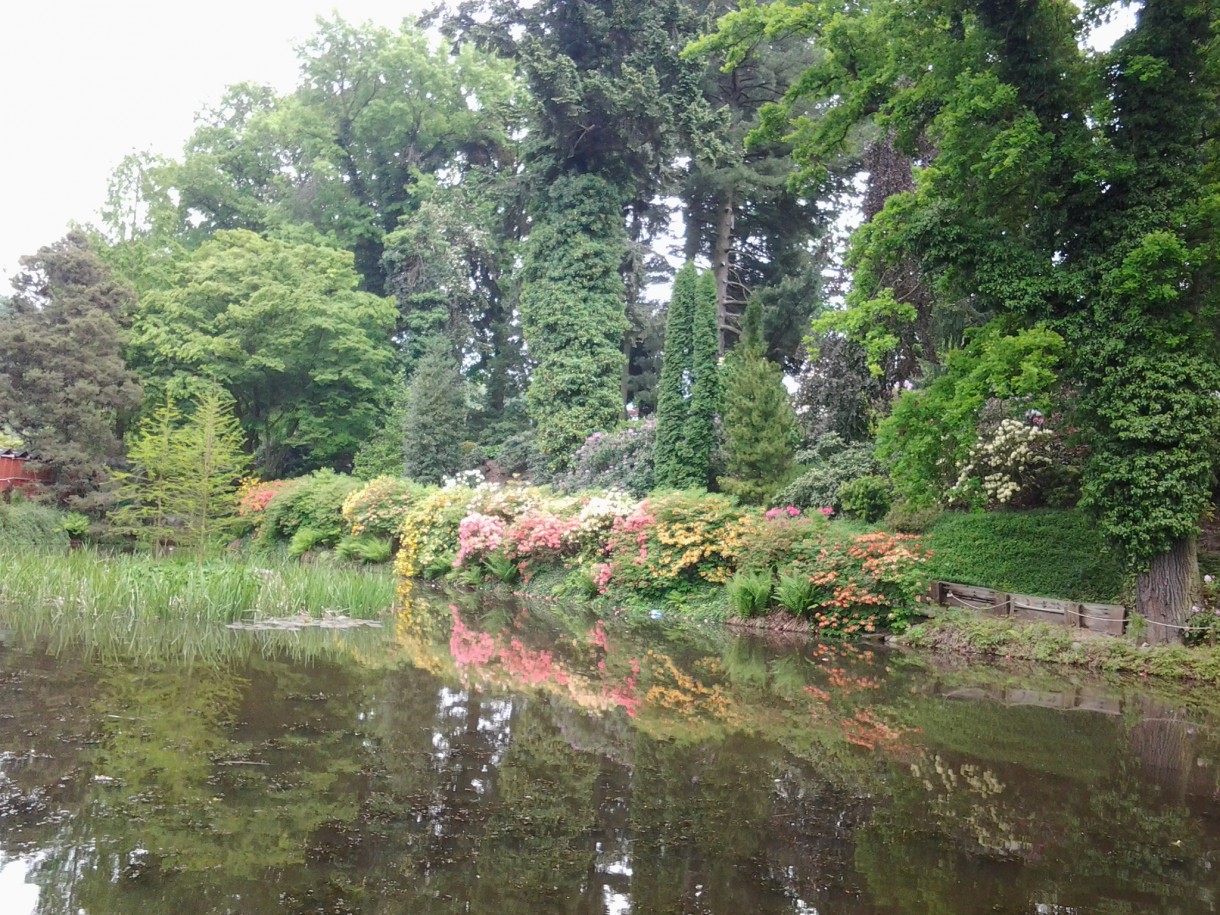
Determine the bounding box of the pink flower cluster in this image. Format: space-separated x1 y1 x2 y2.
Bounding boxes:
593 562 613 594
765 505 802 521
819 506 835 517
504 511 578 561
612 503 655 565
454 512 507 567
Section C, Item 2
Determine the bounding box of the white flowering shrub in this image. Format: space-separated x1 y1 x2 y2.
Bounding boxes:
949 418 1055 508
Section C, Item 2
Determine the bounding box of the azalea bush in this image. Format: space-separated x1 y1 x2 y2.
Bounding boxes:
557 419 656 497
396 485 474 582
256 470 362 549
342 476 426 541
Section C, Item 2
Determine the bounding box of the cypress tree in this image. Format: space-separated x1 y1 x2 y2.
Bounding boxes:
687 271 723 486
719 299 798 504
654 263 698 488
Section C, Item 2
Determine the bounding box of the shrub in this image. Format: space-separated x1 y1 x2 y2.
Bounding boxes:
604 490 740 597
504 510 580 565
0 501 70 551
776 433 880 512
882 502 943 533
336 535 394 564
289 527 329 557
838 475 892 522
727 571 773 617
921 509 1123 602
396 486 473 583
557 419 656 498
483 552 521 584
721 509 831 575
454 513 507 567
342 477 426 541
258 470 363 549
61 511 91 541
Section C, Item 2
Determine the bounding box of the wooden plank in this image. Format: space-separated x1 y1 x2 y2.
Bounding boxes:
944 583 1002 603
1080 602 1126 636
1010 592 1070 624
1065 602 1084 628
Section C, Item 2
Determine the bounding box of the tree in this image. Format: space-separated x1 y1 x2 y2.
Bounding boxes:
111 385 248 555
129 230 396 477
655 264 722 489
517 176 630 472
402 339 468 485
719 299 798 504
0 233 144 512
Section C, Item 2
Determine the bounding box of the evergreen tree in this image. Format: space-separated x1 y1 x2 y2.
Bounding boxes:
0 232 144 512
517 176 629 472
402 339 468 485
656 264 723 489
110 392 183 551
719 300 798 504
654 263 698 488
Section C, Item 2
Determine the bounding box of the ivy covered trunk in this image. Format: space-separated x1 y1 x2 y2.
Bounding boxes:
1136 537 1198 646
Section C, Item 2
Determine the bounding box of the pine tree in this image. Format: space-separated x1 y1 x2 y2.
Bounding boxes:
719 299 798 504
402 338 468 485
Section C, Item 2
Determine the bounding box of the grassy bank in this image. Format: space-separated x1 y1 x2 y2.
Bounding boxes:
0 548 395 626
900 609 1220 684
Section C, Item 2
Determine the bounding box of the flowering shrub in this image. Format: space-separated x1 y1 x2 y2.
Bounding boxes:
237 478 291 518
605 491 740 596
256 470 362 548
504 510 580 565
465 482 541 523
792 530 930 636
949 417 1054 508
453 512 507 567
557 419 656 497
395 486 474 584
765 505 802 520
342 476 426 540
721 508 830 575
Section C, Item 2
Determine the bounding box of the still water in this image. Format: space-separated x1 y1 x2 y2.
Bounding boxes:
2 594 1219 914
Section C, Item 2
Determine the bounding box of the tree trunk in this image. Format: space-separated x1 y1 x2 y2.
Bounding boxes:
712 193 738 354
1136 535 1198 645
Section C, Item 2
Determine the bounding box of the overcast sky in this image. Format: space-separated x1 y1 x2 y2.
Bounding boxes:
0 1 429 284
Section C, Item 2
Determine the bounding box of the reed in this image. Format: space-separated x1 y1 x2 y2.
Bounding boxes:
0 548 395 626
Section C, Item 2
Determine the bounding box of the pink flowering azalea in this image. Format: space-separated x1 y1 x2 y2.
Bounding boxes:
454 513 507 567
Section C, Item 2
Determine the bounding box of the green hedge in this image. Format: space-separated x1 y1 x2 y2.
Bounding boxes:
922 509 1123 602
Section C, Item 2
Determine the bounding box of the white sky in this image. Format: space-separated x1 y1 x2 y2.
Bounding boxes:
0 1 429 285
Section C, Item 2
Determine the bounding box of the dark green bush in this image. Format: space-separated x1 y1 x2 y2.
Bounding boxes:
0 501 70 551
336 535 394 564
922 509 1123 602
838 475 892 522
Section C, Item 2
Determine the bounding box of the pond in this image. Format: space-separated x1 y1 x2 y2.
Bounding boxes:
2 593 1220 914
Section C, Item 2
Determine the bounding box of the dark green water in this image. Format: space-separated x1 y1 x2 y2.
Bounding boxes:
3 596 1220 914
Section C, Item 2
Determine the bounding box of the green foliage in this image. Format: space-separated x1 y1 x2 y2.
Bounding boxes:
352 381 409 480
0 501 70 552
655 265 721 490
774 572 817 615
258 470 363 549
727 571 772 617
0 232 144 512
776 433 881 512
922 510 1124 603
61 512 91 541
876 324 1066 507
482 551 521 584
111 385 249 556
289 527 329 558
517 175 629 472
557 420 656 498
838 475 892 523
402 340 468 486
719 301 799 504
129 230 396 477
336 535 394 565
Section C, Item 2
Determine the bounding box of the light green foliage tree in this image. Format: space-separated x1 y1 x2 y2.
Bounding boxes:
517 176 629 472
129 230 395 478
112 385 248 556
0 232 144 512
402 339 468 486
719 299 799 504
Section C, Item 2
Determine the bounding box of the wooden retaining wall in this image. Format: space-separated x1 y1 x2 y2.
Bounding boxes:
927 581 1127 636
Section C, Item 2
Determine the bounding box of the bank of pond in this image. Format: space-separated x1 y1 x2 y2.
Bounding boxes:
2 585 1220 914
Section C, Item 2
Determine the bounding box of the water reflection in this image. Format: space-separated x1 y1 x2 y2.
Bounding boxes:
1 596 1220 913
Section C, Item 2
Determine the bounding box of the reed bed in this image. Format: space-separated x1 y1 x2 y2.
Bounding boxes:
0 548 395 626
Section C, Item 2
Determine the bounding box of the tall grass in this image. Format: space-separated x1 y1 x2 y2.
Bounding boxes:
0 548 396 626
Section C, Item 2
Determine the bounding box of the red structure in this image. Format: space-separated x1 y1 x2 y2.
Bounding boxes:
0 450 53 494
